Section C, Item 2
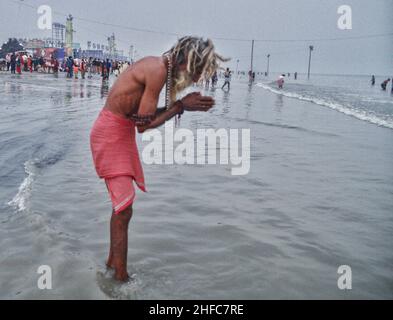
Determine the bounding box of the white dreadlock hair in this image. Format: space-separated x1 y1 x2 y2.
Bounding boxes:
165 36 229 100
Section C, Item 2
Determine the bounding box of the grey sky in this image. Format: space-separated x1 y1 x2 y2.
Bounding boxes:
0 0 392 75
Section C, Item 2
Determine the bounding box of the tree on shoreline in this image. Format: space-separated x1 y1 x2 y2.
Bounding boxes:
0 38 24 58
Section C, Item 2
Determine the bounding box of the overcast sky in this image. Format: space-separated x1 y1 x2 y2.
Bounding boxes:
0 0 392 75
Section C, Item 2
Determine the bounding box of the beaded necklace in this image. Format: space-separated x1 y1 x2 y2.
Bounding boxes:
164 53 173 110
129 54 176 126
164 53 182 126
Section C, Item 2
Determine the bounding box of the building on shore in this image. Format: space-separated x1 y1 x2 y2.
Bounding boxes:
3 13 129 63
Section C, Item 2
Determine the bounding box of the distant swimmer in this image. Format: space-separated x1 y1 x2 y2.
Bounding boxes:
381 78 391 91
277 74 285 89
371 75 375 86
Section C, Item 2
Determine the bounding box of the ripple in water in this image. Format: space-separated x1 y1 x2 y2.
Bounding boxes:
7 159 36 212
7 151 66 212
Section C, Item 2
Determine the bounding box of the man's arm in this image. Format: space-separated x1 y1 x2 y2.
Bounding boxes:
155 107 167 115
135 61 181 133
135 59 215 133
137 93 215 133
137 102 182 133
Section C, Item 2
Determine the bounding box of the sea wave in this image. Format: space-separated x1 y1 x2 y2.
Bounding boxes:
7 151 66 212
256 82 393 130
7 159 37 212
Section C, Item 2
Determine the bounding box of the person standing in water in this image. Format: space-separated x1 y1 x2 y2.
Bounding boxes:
66 56 74 78
53 58 59 74
221 68 232 90
10 53 16 74
87 57 93 79
204 75 210 88
73 60 79 79
102 60 110 81
277 74 285 89
6 53 11 72
211 70 218 87
80 58 86 79
381 78 390 91
27 55 33 73
15 54 22 74
106 59 112 77
90 36 227 281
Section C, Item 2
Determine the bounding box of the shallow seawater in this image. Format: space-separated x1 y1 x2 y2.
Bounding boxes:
0 72 392 299
258 73 393 129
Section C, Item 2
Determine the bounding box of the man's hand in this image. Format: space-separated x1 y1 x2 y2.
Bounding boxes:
180 92 215 112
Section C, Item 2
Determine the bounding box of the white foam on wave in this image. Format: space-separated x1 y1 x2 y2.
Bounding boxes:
256 82 393 130
7 159 37 212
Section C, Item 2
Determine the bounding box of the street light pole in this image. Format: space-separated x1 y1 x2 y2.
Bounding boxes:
267 54 270 76
307 45 314 79
250 40 254 74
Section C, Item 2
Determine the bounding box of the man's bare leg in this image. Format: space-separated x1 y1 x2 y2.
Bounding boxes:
106 212 115 269
106 205 133 281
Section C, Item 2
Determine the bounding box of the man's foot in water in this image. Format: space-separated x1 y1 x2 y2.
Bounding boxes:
114 270 130 282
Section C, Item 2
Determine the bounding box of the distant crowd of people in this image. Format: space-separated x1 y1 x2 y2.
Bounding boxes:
0 52 58 74
195 68 233 91
0 53 131 81
2 55 391 94
64 56 130 80
195 68 301 91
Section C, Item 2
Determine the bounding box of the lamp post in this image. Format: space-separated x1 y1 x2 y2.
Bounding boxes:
266 54 270 76
250 40 254 74
307 45 314 79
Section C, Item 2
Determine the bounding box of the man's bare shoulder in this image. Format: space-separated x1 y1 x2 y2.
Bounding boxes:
118 56 166 84
138 56 166 78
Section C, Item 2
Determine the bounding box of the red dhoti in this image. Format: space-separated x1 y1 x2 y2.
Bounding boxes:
90 109 146 214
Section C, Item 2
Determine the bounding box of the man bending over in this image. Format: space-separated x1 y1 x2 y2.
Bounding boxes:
90 36 227 281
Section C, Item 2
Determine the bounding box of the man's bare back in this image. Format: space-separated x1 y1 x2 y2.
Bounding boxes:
103 56 167 119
